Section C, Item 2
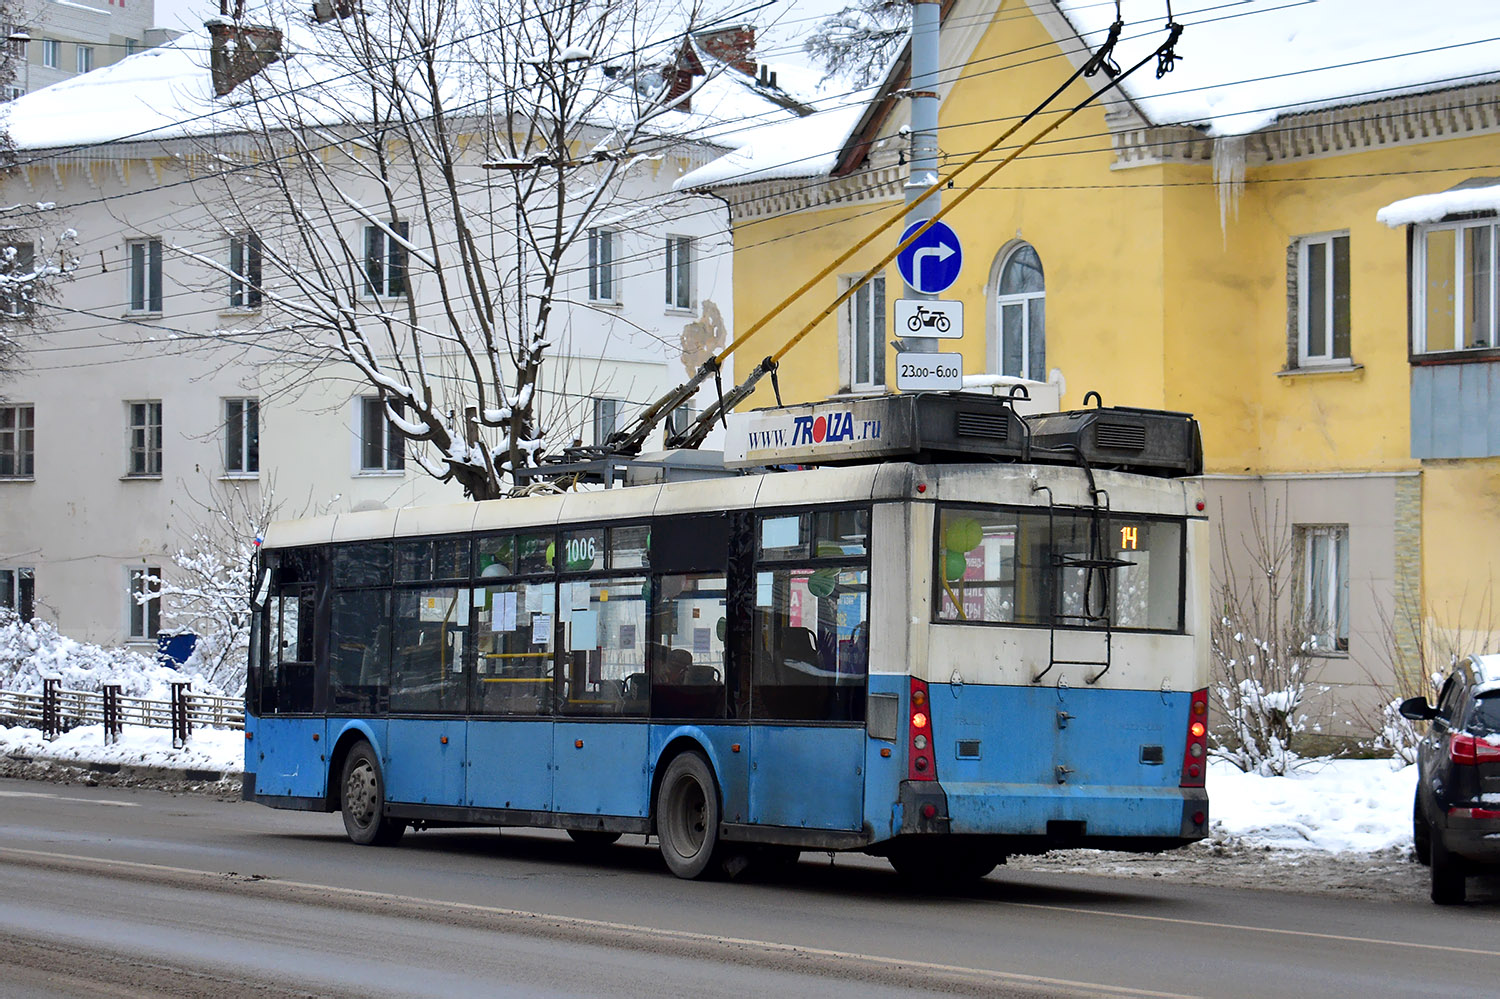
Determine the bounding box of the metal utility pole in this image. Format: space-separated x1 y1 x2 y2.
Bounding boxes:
902 0 942 354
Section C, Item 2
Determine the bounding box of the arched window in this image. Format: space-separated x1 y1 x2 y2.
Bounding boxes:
993 243 1045 379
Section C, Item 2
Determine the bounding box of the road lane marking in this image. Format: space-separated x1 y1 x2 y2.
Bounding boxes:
0 846 1196 999
1002 899 1500 958
0 791 140 807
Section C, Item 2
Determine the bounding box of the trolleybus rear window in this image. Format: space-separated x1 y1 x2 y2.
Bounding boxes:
934 505 1184 632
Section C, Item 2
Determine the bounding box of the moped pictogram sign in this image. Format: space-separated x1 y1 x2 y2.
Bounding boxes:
894 299 963 339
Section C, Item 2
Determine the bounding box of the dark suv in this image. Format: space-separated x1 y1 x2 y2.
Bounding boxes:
1400 654 1500 904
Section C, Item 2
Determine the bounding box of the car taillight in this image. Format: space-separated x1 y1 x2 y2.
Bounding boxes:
908 677 937 781
1180 688 1208 788
1449 806 1500 820
1449 732 1500 766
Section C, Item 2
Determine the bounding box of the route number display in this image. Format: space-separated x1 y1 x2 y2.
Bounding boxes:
895 351 963 391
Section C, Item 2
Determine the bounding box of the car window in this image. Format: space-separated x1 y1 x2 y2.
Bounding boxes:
1436 675 1464 724
1470 693 1500 737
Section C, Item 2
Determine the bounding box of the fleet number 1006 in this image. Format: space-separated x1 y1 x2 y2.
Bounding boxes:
899 361 960 379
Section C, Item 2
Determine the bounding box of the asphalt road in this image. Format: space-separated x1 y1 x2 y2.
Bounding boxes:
0 776 1497 998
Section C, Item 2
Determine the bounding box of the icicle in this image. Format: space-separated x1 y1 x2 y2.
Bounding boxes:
1212 135 1246 237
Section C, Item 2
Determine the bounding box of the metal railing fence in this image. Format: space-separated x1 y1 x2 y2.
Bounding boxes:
0 678 243 746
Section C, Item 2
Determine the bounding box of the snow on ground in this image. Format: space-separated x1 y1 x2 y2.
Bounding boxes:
0 717 1417 855
0 722 244 774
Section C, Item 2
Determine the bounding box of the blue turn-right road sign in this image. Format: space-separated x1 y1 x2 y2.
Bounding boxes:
896 219 963 294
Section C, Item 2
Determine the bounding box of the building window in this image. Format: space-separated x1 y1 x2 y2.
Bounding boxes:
839 273 885 391
42 39 58 68
2 86 21 101
229 232 262 308
994 243 1045 379
359 395 405 472
593 397 621 445
363 221 409 298
0 404 34 477
667 403 695 439
126 400 163 476
588 228 617 302
1293 233 1350 365
1296 525 1349 654
127 238 163 313
665 235 692 309
126 38 137 57
0 567 35 622
76 45 93 74
128 566 160 641
0 241 34 316
1413 219 1499 354
224 398 259 475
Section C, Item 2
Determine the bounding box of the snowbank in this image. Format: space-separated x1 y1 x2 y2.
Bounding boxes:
1207 757 1416 854
0 722 244 774
0 611 215 699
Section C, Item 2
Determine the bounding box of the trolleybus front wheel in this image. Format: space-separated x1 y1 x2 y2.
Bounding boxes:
340 742 407 847
655 752 721 879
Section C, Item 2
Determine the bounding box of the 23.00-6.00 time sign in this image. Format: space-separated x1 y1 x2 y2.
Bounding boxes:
895 351 962 391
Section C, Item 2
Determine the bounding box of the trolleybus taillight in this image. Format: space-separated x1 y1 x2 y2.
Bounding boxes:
1180 688 1208 788
909 677 937 781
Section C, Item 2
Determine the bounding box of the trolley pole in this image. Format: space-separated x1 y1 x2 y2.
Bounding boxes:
902 0 943 354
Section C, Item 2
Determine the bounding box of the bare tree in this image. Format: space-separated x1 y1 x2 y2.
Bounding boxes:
199 0 723 499
803 0 909 88
1210 500 1325 775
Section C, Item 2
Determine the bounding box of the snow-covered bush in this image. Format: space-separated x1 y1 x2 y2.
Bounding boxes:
0 609 208 699
1209 502 1324 776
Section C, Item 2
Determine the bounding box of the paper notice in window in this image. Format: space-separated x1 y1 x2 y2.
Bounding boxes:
495 591 517 632
531 612 552 645
572 581 591 611
570 609 599 651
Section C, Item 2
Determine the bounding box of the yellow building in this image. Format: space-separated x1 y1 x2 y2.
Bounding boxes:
686 0 1500 727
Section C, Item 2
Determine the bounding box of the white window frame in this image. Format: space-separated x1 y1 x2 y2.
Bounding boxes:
839 273 885 391
1412 218 1500 354
126 400 162 477
363 221 410 299
0 566 34 621
1297 525 1349 654
126 237 163 313
593 397 621 446
229 232 262 309
664 234 693 310
224 397 259 476
75 44 93 74
993 243 1046 380
127 566 161 642
1295 232 1351 365
0 403 33 478
357 395 405 473
667 403 696 439
42 39 58 68
588 228 618 303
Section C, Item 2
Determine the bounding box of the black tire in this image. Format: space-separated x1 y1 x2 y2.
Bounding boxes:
655 752 721 879
907 315 921 332
339 743 406 847
888 844 999 887
1429 819 1466 905
1413 790 1431 866
567 829 623 848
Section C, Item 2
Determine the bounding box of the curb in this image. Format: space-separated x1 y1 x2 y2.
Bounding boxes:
5 752 243 784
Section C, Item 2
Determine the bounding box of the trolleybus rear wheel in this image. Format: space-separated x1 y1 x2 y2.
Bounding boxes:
340 742 407 847
655 752 721 879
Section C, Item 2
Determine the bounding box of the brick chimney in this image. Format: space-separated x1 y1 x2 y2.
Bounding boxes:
664 39 705 112
206 18 283 97
694 24 756 76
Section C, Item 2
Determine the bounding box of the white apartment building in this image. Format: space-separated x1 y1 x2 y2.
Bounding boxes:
6 0 179 98
0 18 818 651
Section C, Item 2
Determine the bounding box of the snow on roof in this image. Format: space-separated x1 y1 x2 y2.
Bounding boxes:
675 101 864 190
0 16 823 155
1377 178 1500 227
1057 0 1500 138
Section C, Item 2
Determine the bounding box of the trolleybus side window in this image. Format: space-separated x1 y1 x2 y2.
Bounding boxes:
474 530 557 715
390 585 469 713
329 589 390 715
651 573 728 719
751 508 870 722
935 505 1185 632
